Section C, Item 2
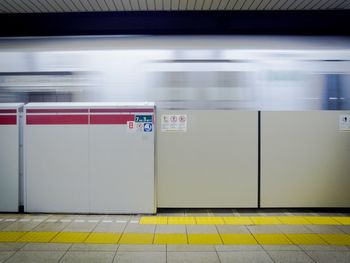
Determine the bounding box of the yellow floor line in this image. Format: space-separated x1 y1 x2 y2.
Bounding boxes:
139 216 350 225
0 231 349 245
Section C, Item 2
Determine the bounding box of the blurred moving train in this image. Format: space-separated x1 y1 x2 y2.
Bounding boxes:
0 35 349 110
0 36 350 213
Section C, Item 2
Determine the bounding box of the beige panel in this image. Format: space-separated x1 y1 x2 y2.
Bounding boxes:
261 111 350 207
157 110 258 208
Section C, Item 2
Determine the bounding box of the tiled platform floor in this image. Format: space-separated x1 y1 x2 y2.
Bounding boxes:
1 209 350 262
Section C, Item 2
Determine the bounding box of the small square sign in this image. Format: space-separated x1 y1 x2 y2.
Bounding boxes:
144 123 153 132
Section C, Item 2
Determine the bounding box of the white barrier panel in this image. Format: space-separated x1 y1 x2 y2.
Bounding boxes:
25 102 155 213
0 103 23 212
261 111 350 207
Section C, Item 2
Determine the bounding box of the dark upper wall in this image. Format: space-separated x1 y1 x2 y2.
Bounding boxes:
0 10 349 37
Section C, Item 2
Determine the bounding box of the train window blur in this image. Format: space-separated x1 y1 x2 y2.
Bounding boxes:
0 36 349 110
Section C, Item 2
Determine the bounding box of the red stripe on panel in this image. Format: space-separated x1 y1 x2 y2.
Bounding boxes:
90 114 134 124
0 109 17 113
26 109 89 113
0 115 17 125
26 115 88 125
90 108 154 113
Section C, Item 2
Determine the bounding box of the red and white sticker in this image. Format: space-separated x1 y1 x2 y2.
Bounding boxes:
126 121 136 132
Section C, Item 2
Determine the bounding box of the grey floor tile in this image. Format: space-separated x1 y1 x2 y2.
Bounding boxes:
215 245 263 251
70 244 118 252
305 225 344 234
62 222 98 232
75 216 104 221
167 245 216 252
60 251 115 263
262 245 301 251
5 251 64 263
2 222 41 231
211 208 235 216
123 224 155 233
268 251 314 263
33 222 71 232
46 215 68 220
247 225 283 234
155 225 186 234
118 245 165 252
260 209 290 216
291 212 319 216
236 209 264 216
184 209 210 216
218 251 274 263
114 252 165 263
277 225 314 234
157 209 185 216
93 223 126 233
300 245 350 251
167 251 219 263
336 225 350 234
186 225 218 234
0 222 14 230
0 252 15 263
21 243 71 251
306 251 350 263
0 243 25 251
216 225 250 234
103 215 131 222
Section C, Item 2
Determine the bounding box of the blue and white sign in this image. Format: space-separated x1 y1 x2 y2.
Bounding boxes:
144 123 153 132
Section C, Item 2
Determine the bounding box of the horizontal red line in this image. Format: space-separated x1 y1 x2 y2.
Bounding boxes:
27 115 88 125
0 109 17 113
90 108 154 113
27 109 89 113
90 114 134 124
0 115 17 125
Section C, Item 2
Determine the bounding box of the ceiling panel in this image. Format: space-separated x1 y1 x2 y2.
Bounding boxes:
155 0 163 10
78 0 93 11
172 0 180 10
103 0 117 10
8 1 30 12
218 0 230 10
146 0 155 10
129 0 139 10
179 0 188 10
0 0 349 13
121 0 132 10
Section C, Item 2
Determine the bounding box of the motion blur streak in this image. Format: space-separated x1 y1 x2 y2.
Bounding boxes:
0 36 349 110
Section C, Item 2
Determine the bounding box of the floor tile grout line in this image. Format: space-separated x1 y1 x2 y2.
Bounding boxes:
2 248 17 263
111 244 119 263
185 224 189 245
57 243 73 263
214 224 223 263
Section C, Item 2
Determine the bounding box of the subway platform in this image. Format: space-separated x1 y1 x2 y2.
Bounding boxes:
1 209 350 263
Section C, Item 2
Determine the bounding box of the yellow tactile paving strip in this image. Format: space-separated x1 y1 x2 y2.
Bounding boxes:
139 216 350 225
0 231 350 245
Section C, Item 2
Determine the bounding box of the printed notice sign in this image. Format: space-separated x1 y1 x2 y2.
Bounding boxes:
339 114 350 131
161 114 187 132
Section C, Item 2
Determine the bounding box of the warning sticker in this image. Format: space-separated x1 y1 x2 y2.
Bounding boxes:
339 114 350 131
161 114 187 132
126 121 136 132
136 122 144 132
